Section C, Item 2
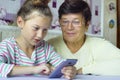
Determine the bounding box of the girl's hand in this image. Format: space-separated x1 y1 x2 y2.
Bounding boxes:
61 66 77 79
46 63 55 72
33 64 51 75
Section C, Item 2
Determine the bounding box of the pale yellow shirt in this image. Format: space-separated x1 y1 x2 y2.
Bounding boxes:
48 35 120 75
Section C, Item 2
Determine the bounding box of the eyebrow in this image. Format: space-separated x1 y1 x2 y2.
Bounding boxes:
34 24 49 29
34 24 40 27
61 18 81 21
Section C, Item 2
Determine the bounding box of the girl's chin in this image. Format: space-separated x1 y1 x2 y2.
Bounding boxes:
34 41 41 45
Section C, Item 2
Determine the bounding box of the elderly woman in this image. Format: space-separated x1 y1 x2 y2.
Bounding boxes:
48 0 120 75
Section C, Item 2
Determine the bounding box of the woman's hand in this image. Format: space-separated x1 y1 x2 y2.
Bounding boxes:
61 66 77 79
77 68 83 74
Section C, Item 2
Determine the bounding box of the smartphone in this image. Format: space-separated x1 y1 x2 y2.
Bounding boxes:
49 59 77 78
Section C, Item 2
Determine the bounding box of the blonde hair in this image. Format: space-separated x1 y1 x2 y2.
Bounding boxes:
17 0 52 21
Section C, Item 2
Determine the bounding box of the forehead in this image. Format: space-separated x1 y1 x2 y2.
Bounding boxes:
61 13 83 20
24 13 52 28
25 11 52 22
25 11 49 20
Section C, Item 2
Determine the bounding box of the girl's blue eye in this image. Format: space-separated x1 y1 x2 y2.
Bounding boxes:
43 29 48 32
33 27 39 31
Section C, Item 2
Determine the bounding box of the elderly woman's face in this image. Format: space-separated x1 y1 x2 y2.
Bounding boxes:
59 13 88 42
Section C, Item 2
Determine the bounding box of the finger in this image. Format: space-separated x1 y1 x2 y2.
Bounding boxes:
51 67 55 71
41 66 51 75
64 70 74 78
45 64 55 72
64 75 71 80
45 63 51 68
62 66 76 79
43 68 50 74
64 74 74 80
63 66 76 71
62 67 75 74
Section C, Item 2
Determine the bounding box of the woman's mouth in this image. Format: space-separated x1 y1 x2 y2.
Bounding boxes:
67 32 75 36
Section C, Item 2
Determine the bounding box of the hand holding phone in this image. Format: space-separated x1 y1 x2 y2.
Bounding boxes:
49 59 77 78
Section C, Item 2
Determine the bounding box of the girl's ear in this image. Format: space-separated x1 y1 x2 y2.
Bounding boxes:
17 16 24 29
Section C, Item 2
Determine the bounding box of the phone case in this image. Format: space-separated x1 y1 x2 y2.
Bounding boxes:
49 59 77 78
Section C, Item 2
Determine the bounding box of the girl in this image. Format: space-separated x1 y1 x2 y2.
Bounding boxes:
0 0 76 79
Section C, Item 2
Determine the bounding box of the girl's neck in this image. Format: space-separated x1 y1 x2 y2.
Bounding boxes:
16 36 35 58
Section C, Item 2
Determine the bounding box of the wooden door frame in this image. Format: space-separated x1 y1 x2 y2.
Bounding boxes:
117 0 120 48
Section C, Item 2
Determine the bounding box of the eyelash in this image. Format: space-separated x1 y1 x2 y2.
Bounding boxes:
33 27 39 31
43 29 48 32
33 26 48 32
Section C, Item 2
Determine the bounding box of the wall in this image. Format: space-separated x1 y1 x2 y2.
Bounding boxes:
103 0 117 45
0 25 62 42
0 0 25 23
0 0 117 46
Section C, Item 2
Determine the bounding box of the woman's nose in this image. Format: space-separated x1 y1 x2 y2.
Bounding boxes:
67 22 74 30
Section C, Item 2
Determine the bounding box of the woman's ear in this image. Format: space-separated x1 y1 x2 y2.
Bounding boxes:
17 16 24 29
87 21 90 26
85 21 90 31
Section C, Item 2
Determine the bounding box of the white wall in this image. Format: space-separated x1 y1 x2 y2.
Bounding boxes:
0 25 61 42
0 0 117 46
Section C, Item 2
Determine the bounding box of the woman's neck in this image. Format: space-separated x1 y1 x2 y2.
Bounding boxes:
65 36 86 54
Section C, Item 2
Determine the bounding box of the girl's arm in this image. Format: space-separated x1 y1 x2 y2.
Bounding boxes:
0 39 51 77
9 64 50 76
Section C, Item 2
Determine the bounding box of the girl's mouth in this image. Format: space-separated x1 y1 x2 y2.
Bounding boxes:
34 39 40 43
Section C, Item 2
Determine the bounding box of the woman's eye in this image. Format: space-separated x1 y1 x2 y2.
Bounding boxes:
73 21 80 24
63 21 69 24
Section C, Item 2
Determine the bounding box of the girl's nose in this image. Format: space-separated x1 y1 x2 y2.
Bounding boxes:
37 29 47 39
37 30 43 38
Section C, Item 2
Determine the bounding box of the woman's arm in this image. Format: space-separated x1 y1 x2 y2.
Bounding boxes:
82 59 120 75
80 39 120 75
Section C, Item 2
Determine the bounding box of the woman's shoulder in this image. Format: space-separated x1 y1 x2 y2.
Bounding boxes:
86 36 112 45
87 36 106 41
47 35 63 43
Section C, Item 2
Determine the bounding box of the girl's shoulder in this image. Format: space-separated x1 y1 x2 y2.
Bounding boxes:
0 37 16 45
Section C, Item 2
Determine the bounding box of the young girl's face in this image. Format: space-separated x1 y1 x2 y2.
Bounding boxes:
17 13 52 46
